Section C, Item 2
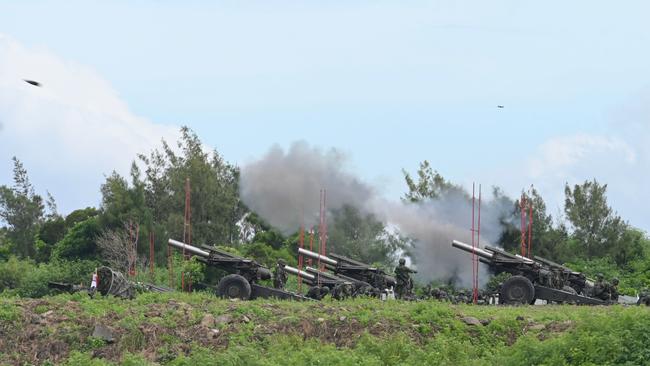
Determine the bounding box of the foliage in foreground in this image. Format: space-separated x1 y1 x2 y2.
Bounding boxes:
1 292 650 366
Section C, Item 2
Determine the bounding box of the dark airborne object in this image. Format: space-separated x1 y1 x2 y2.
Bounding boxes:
168 239 309 301
497 105 504 109
24 79 41 87
452 240 608 305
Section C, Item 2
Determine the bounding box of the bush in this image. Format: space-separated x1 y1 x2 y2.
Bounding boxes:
0 256 99 297
52 217 102 260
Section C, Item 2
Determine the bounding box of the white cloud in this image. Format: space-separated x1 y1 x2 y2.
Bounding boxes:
529 134 636 179
0 34 179 213
521 132 648 230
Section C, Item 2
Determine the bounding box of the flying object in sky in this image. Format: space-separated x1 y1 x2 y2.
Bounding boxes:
24 79 41 87
497 105 504 109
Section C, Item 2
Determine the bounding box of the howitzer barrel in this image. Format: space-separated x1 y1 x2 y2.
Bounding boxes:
283 265 316 281
168 239 210 258
451 240 494 260
298 248 338 266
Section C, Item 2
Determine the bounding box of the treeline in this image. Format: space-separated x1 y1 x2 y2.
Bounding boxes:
0 128 405 296
1 128 649 296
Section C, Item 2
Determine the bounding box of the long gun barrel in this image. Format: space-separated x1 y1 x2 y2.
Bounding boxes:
168 239 210 258
451 240 495 260
283 265 316 282
298 248 339 266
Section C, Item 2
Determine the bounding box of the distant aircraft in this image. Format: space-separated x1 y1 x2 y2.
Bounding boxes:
497 105 504 109
24 79 41 87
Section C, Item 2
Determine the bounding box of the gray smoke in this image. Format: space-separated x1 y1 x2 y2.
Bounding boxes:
370 189 513 287
240 142 374 233
241 142 514 287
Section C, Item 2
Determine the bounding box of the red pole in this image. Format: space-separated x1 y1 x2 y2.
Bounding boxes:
520 195 526 257
298 220 304 293
528 197 533 258
474 184 482 305
471 183 477 304
322 189 327 261
149 231 155 282
308 229 314 267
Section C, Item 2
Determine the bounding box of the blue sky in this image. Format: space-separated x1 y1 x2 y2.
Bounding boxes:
1 1 649 230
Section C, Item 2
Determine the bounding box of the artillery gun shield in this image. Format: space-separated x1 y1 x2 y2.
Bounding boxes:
217 274 252 300
499 276 535 305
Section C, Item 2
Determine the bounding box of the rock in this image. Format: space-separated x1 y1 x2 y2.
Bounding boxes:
317 318 326 323
201 314 216 328
215 314 233 326
208 328 220 340
339 316 347 322
30 315 43 324
529 324 546 331
92 324 115 343
242 315 251 323
480 319 492 326
42 310 54 318
461 317 482 326
516 316 525 321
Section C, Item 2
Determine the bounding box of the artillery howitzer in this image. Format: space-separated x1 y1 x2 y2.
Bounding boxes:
283 264 381 299
168 239 308 301
451 240 606 305
297 248 396 295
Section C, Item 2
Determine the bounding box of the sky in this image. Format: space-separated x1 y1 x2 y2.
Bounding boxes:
1 1 649 231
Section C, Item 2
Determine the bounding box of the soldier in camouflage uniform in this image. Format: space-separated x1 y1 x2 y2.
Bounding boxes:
394 258 417 299
637 288 650 306
306 285 330 300
608 278 620 302
593 273 610 301
273 259 288 290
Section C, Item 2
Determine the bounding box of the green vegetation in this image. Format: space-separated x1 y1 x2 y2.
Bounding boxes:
1 293 649 365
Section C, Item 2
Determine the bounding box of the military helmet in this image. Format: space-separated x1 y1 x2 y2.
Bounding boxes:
612 278 619 285
399 258 406 265
277 259 286 265
597 273 604 280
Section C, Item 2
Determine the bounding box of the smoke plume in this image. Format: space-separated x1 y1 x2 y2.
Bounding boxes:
240 141 514 287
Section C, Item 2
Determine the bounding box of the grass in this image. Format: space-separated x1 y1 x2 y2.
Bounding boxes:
1 292 650 365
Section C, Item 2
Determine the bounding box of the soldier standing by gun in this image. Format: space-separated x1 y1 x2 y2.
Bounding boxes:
609 278 620 302
594 274 610 301
394 258 417 299
273 259 288 290
89 269 98 298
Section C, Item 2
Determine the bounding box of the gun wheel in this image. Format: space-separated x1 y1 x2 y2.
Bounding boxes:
500 276 535 305
217 274 252 300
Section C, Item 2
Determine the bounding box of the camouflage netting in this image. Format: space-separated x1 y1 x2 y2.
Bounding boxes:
97 267 135 299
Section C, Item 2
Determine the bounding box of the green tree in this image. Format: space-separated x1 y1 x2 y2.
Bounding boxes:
564 180 628 260
327 205 409 267
0 157 45 258
500 188 569 262
137 126 243 246
402 160 463 203
52 217 102 260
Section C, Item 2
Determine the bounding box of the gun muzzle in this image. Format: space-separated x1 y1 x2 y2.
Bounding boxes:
168 239 210 258
451 240 494 260
283 265 316 281
298 248 338 266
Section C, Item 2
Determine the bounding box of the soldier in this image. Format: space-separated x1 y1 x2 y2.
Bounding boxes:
422 284 433 299
638 289 650 306
609 278 620 302
273 259 288 290
593 273 610 300
306 285 330 300
89 268 98 298
394 258 417 299
456 289 470 304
